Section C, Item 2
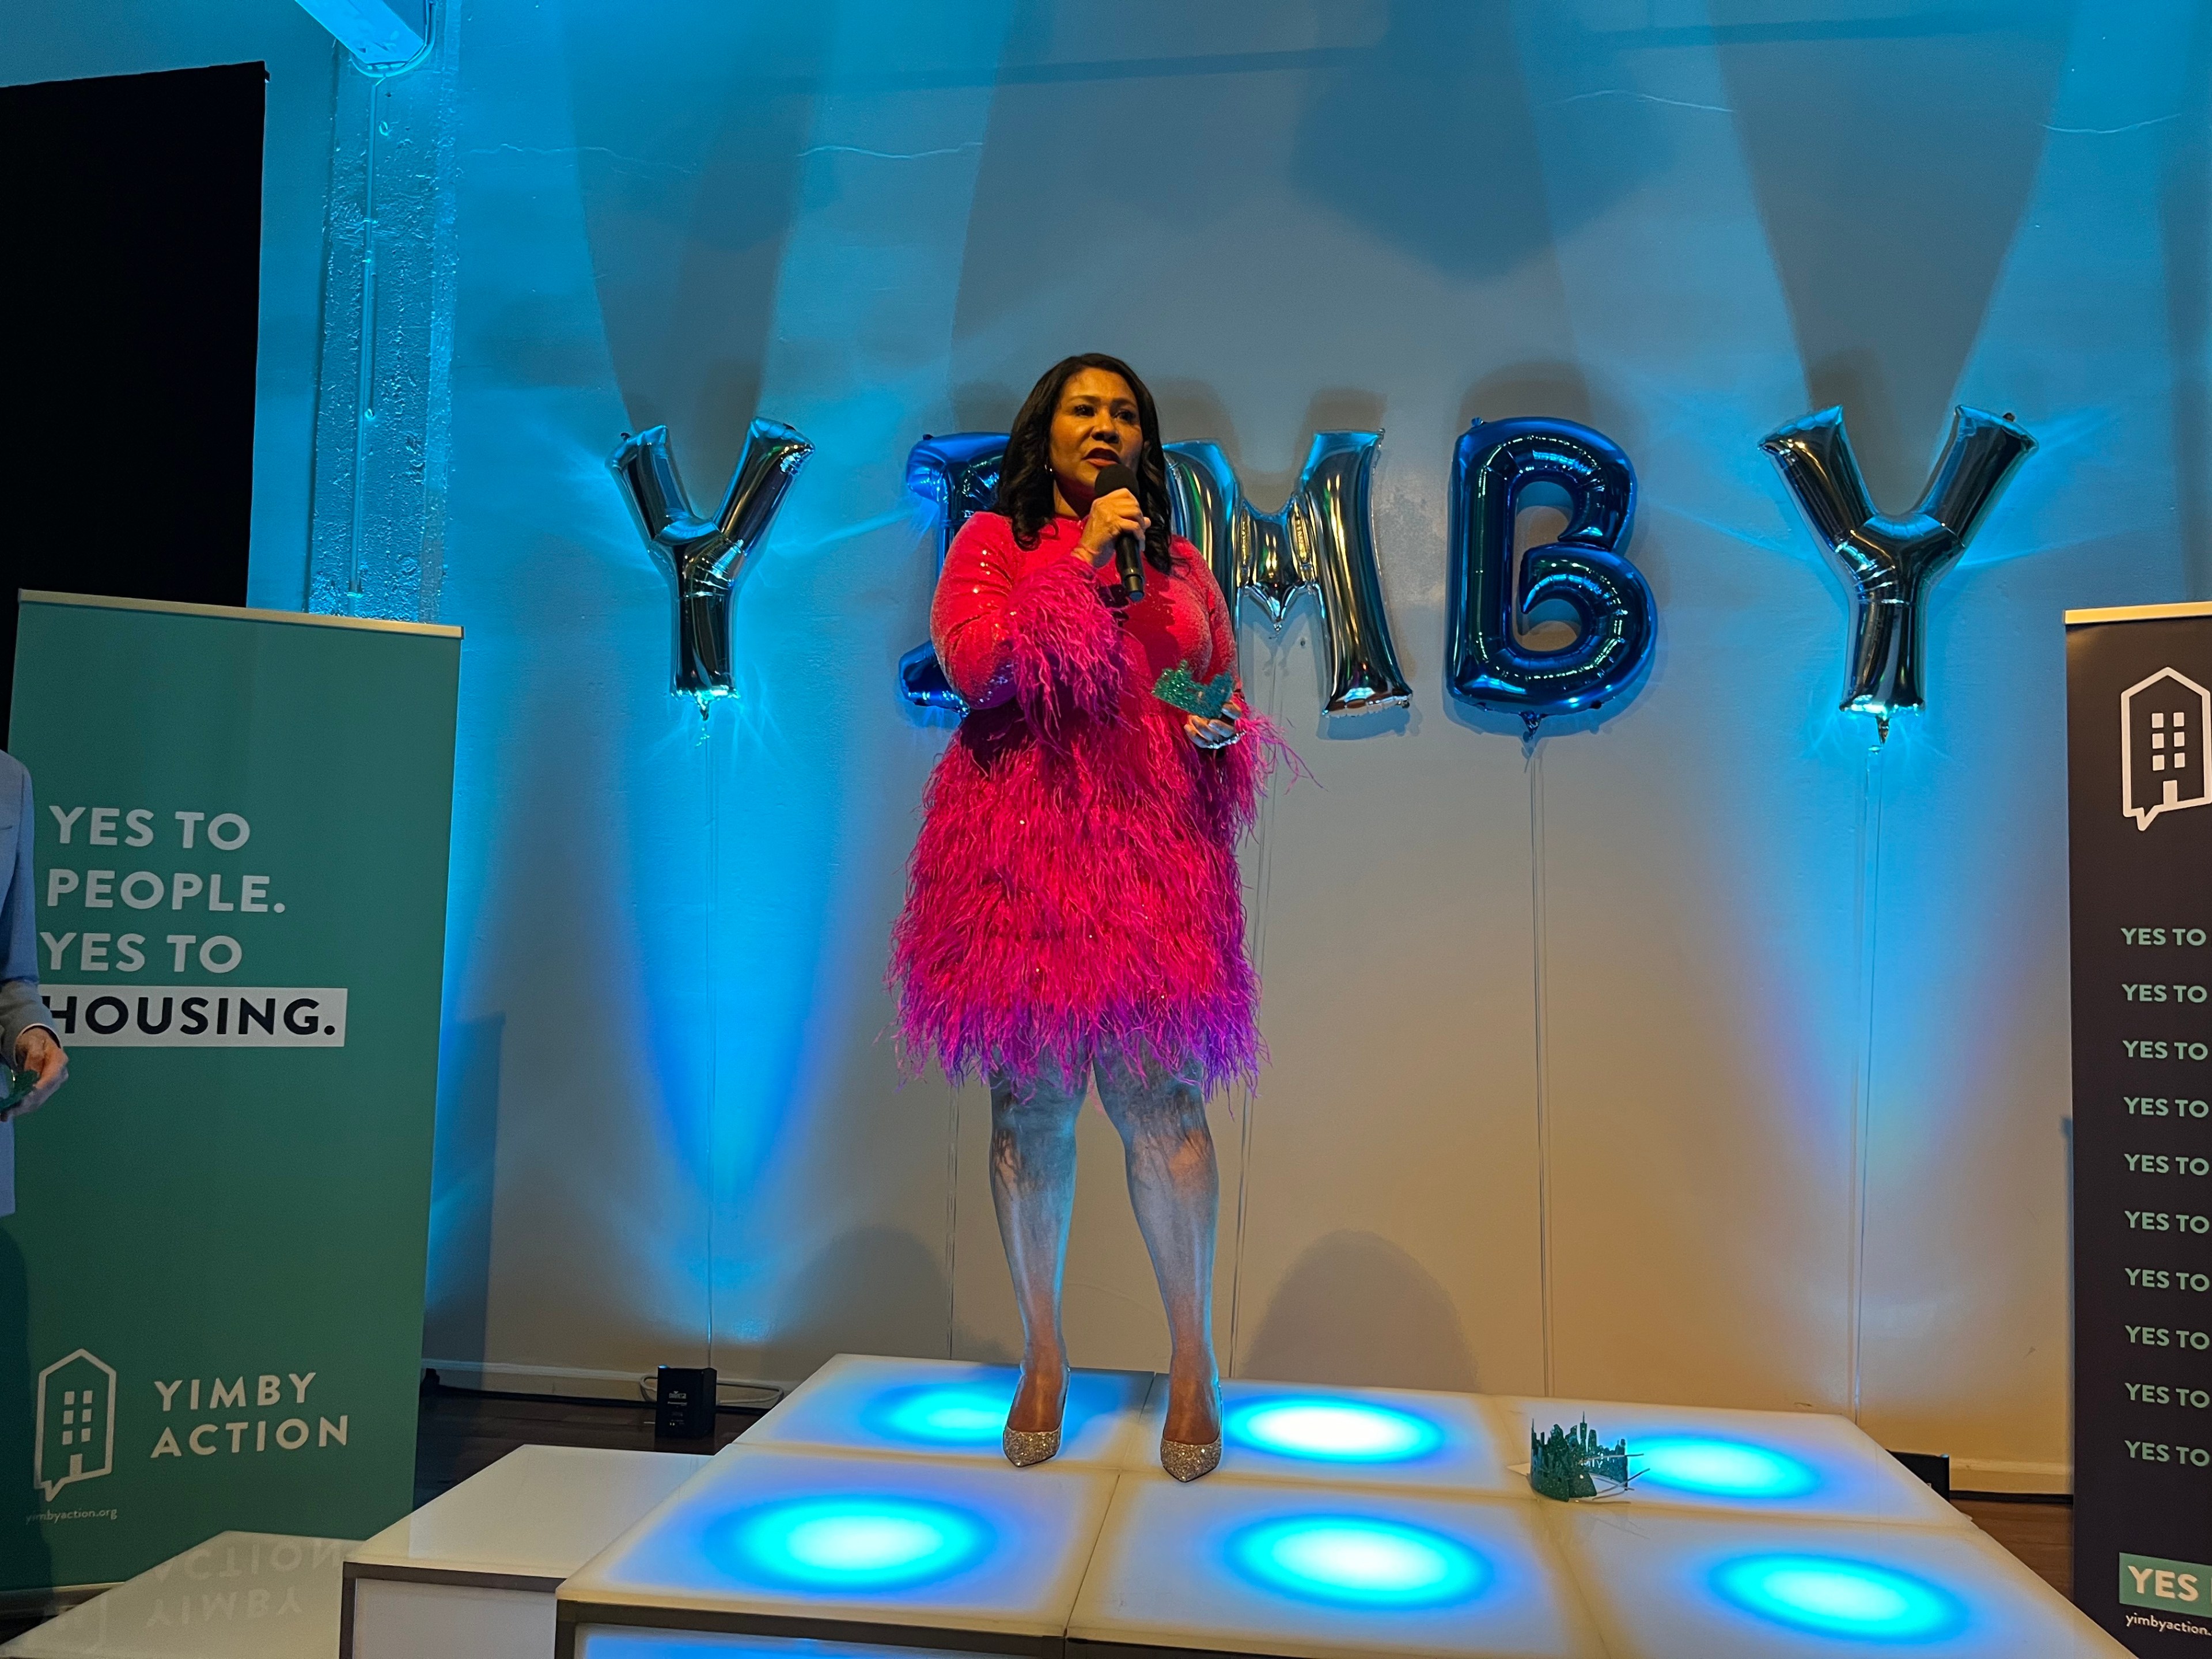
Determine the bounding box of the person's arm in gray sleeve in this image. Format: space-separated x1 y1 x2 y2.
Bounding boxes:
0 763 65 1119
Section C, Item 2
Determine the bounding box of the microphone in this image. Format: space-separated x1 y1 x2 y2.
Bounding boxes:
1093 461 1146 601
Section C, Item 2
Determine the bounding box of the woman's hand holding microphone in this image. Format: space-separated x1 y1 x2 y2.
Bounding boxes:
1074 486 1148 570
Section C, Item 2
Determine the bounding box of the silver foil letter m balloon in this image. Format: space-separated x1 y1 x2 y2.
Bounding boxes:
1762 405 2034 734
611 418 813 701
1164 433 1410 715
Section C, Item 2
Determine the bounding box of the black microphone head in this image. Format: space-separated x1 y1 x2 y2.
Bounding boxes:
1091 462 1145 597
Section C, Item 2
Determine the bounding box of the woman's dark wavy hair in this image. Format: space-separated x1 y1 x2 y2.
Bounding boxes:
996 353 1175 575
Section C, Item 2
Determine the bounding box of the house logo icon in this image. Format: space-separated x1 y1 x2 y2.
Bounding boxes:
35 1349 116 1501
2122 668 2212 831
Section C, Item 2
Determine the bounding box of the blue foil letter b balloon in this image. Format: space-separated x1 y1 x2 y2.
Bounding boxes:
1445 417 1653 729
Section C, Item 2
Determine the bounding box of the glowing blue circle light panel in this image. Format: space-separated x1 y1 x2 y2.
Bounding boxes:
1225 1399 1444 1464
1230 1516 1488 1609
715 1497 992 1592
865 1385 1014 1448
1715 1554 1967 1642
1636 1435 1819 1499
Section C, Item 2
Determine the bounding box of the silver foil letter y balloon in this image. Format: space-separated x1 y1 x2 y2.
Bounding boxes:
1761 405 2035 733
1165 433 1410 715
611 418 813 700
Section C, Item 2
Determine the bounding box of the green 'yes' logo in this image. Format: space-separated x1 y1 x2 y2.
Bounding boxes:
2122 1554 2212 1610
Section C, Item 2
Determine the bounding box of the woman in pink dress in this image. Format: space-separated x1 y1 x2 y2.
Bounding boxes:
891 354 1279 1481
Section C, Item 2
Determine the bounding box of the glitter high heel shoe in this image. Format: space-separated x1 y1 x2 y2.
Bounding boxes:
1160 1381 1222 1483
1002 1370 1065 1468
1002 1423 1062 1468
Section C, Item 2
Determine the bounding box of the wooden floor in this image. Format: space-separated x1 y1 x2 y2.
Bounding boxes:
413 1377 764 1508
1956 1494 2073 1597
0 1384 2078 1642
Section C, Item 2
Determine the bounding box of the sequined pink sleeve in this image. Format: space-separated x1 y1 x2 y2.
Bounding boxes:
930 513 1020 709
931 513 1127 732
1185 544 1247 708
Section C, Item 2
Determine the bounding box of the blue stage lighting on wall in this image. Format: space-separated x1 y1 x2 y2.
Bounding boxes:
1226 1399 1444 1464
1715 1554 1965 1641
1229 1516 1487 1609
716 1497 990 1592
1635 1435 1819 1498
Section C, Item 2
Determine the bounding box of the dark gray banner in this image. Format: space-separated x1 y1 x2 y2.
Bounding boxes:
2069 605 2212 1651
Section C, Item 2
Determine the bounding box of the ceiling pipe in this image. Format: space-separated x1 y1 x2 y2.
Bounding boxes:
291 0 430 75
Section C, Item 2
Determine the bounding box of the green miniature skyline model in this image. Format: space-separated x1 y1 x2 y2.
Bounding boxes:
1153 664 1236 720
1529 1418 1634 1501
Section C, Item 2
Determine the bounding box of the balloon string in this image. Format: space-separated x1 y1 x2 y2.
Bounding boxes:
1223 620 1284 1380
705 707 719 1378
1847 740 1887 1422
1529 739 1555 1396
346 67 378 602
944 1075 960 1361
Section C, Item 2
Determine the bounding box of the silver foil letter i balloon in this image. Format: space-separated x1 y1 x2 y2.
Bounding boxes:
610 418 814 706
1761 404 2035 737
897 433 1008 713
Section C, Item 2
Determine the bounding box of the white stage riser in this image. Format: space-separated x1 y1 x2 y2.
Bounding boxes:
347 1577 557 1659
541 1357 2126 1659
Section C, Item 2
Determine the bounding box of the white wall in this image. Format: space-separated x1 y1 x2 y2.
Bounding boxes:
18 0 2211 1490
411 0 2211 1493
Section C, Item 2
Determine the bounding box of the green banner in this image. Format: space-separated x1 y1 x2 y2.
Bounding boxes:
0 594 459 1592
2120 1552 2212 1615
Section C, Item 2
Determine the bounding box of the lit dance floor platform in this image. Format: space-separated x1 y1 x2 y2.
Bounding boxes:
553 1355 2125 1659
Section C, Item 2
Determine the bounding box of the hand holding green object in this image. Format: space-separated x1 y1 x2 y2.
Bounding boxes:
1153 665 1236 719
0 1065 39 1122
4 1027 70 1121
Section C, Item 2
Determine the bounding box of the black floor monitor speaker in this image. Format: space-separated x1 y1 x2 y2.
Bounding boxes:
655 1366 717 1441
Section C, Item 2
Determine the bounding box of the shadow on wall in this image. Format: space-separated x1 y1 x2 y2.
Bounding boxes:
1238 1230 1480 1393
559 2 835 454
1151 384 1391 513
2158 9 2212 598
423 1014 505 1367
1290 3 1659 284
770 1224 951 1378
1710 0 2073 506
952 382 1023 434
950 1322 1018 1368
1459 362 1595 433
0 1230 55 1593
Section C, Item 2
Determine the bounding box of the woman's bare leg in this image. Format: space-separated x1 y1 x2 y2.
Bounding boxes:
1096 1047 1221 1447
990 1065 1086 1433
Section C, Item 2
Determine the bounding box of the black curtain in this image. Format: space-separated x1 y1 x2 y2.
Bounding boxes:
0 62 265 739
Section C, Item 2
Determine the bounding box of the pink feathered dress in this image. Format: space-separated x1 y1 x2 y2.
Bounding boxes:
891 510 1276 1093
